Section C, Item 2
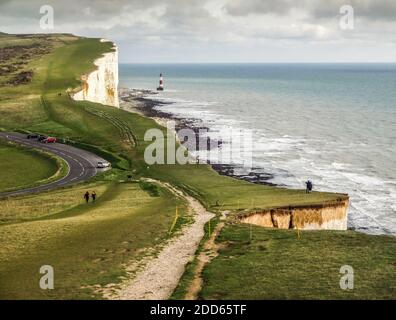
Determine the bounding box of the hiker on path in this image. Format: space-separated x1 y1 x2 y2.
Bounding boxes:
91 191 97 203
84 191 90 203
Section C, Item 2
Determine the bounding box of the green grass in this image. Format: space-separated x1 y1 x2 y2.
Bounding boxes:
1 33 390 300
197 224 396 299
0 181 189 299
170 215 222 300
0 141 67 193
0 33 346 213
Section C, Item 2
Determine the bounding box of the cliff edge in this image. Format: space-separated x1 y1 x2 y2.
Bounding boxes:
240 197 349 231
73 39 119 107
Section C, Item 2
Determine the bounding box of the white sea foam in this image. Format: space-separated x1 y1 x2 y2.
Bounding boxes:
147 94 395 235
122 63 395 235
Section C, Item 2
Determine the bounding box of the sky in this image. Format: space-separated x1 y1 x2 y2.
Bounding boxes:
1 0 396 63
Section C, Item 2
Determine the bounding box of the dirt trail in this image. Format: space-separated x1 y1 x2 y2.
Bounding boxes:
106 179 215 300
185 211 228 300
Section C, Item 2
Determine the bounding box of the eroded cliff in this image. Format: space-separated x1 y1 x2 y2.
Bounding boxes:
73 39 119 107
240 197 349 230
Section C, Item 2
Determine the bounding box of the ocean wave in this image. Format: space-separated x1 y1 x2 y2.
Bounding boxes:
136 88 396 235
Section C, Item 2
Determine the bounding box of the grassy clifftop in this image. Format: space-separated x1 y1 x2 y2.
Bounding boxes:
0 32 347 213
195 224 396 299
1 33 393 300
0 33 191 299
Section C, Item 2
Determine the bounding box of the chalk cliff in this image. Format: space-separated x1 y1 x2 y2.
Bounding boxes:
73 39 119 107
240 198 349 231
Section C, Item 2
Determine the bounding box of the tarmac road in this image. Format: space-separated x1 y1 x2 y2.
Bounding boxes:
0 132 109 198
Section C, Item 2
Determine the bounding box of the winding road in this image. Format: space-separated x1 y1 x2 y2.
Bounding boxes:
0 132 108 198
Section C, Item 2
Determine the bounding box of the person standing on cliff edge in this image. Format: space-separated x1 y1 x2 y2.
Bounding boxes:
305 180 313 194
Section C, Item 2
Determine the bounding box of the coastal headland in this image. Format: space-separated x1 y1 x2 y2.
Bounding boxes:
0 33 394 299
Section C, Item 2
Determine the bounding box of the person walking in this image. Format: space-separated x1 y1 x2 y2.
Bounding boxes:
84 191 90 203
91 191 97 203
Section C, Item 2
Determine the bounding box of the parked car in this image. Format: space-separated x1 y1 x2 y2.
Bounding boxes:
27 133 39 139
42 137 57 143
37 135 47 142
97 161 111 169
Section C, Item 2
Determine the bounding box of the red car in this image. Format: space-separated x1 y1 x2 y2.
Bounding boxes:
42 137 57 143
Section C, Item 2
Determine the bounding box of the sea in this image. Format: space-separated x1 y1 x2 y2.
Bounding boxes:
120 63 396 235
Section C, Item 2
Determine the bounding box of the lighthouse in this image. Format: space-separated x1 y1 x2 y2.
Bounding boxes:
157 73 164 91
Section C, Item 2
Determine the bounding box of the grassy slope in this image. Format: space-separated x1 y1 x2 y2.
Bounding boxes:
197 224 396 299
0 181 189 299
0 35 191 299
1 34 393 300
0 34 346 212
0 141 65 193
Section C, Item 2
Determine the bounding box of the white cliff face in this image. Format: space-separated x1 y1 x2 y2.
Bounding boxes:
73 39 119 107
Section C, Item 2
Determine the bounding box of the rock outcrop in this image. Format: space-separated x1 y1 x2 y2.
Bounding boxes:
73 39 119 107
241 197 349 230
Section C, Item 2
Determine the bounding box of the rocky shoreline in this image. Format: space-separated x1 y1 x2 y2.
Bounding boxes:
119 88 276 186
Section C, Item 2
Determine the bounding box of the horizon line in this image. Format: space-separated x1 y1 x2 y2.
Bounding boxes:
119 61 396 64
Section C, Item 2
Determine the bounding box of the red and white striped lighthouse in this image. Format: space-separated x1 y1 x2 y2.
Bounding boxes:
157 73 164 91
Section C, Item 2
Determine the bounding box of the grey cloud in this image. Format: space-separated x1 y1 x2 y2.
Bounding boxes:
0 0 219 38
1 0 396 31
224 0 396 20
0 0 147 21
309 0 396 21
224 0 297 16
0 0 395 62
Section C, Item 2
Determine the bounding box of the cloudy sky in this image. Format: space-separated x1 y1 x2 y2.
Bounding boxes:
1 0 396 63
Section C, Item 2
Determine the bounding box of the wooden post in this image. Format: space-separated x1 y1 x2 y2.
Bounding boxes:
168 206 179 236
